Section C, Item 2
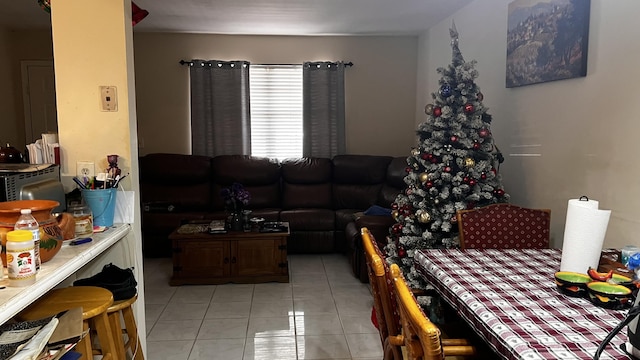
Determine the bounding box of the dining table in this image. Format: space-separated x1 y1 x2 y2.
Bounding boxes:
413 248 632 360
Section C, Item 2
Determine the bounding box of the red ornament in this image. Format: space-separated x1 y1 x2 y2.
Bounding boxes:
443 166 452 173
391 203 399 210
464 103 474 114
463 176 469 183
495 189 505 196
398 246 406 258
491 168 497 175
405 167 412 173
426 181 434 188
481 172 487 180
405 188 413 195
430 156 438 164
469 179 477 186
433 107 442 117
421 153 429 160
473 141 481 150
479 129 490 138
451 216 457 223
450 135 458 143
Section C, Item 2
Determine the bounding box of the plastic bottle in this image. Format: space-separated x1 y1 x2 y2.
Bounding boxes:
6 229 36 286
14 209 41 271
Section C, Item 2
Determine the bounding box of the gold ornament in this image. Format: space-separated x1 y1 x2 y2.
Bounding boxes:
418 211 431 223
411 148 420 156
392 210 399 221
419 172 429 183
464 157 475 168
425 104 434 115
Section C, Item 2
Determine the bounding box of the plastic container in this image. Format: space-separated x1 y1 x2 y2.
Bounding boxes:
621 245 640 266
14 209 40 271
6 229 36 287
69 202 93 237
82 188 117 227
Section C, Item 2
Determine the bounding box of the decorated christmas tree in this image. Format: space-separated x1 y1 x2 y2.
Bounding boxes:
385 24 509 290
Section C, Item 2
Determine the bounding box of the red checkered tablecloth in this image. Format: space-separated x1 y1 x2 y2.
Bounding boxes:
414 248 631 360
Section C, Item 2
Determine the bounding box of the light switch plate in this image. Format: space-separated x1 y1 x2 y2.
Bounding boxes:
77 161 95 179
100 86 118 112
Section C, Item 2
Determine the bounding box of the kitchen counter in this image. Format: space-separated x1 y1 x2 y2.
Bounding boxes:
0 224 131 324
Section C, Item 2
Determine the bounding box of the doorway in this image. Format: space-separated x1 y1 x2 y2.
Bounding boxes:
21 60 57 145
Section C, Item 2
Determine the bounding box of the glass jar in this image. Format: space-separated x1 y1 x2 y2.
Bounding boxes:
69 202 93 237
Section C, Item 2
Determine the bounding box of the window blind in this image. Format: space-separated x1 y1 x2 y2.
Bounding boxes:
249 64 303 160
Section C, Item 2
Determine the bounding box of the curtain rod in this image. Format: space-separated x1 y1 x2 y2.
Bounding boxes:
179 60 353 67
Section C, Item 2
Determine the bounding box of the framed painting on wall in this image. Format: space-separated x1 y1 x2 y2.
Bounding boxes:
506 0 590 88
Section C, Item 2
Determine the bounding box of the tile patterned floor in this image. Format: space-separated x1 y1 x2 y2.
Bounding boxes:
144 254 382 360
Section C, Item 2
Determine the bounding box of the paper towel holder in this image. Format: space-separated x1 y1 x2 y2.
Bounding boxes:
579 195 589 201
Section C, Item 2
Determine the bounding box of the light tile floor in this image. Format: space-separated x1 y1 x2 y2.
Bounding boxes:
144 254 382 360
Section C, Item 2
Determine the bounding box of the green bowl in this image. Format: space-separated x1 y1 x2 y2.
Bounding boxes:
554 271 591 297
587 282 633 309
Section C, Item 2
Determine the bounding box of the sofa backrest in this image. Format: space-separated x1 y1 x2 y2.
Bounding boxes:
331 155 393 210
211 155 281 210
378 157 408 207
281 158 333 210
139 153 213 210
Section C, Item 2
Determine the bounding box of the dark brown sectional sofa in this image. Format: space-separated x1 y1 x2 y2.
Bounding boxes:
139 153 407 280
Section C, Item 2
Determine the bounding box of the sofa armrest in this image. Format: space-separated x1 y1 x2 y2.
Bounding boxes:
355 215 394 250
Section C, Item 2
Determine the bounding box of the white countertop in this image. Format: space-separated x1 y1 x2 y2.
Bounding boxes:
0 224 131 325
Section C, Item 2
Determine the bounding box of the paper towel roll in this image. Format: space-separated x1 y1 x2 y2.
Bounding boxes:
560 197 611 273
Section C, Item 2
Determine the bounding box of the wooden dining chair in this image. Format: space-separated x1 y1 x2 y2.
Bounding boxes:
361 227 403 360
456 203 551 249
390 263 477 360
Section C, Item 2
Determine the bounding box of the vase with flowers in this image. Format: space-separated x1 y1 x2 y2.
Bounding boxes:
220 182 251 231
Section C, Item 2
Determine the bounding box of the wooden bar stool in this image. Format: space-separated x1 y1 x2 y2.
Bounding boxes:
108 294 144 360
18 286 117 360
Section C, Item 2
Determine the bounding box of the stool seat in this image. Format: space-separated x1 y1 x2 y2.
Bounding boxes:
19 286 117 360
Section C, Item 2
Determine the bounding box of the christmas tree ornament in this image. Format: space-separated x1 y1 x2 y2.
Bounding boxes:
451 216 457 223
430 156 439 164
479 128 490 138
477 92 484 101
473 141 481 150
419 172 429 183
398 246 406 258
433 107 442 117
440 84 453 97
450 135 458 143
419 211 431 223
405 167 412 173
463 176 469 183
464 103 474 114
434 198 440 205
391 203 399 210
392 210 399 221
421 153 429 160
426 181 434 188
411 148 420 156
481 172 487 180
464 157 475 168
443 165 452 173
425 104 435 115
495 188 505 196
406 188 413 195
469 179 477 186
491 167 497 174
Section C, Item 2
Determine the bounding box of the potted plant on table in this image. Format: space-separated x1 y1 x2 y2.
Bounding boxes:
220 183 251 231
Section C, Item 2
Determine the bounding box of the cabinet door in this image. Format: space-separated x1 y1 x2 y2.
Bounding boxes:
178 240 230 278
233 238 286 277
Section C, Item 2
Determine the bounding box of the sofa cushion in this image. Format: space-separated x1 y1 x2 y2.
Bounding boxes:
140 153 212 185
280 209 335 231
282 183 332 209
281 158 332 183
332 155 392 184
378 157 408 206
141 182 211 210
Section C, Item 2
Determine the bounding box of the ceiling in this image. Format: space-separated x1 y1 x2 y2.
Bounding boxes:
0 0 473 36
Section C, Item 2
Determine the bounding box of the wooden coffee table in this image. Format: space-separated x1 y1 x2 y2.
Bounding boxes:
169 221 289 285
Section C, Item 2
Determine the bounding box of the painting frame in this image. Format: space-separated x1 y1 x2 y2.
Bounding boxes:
506 0 590 88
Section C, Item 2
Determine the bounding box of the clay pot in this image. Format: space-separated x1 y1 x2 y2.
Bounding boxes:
0 200 64 266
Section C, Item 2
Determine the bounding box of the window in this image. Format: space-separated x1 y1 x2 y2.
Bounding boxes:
249 64 303 160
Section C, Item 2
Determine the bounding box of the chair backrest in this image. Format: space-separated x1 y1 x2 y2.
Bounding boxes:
390 264 477 360
456 203 551 249
361 227 401 353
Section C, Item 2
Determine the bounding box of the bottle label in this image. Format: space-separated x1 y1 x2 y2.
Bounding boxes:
7 245 36 282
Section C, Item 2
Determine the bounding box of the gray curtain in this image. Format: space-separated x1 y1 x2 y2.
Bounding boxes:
190 60 250 156
302 61 346 158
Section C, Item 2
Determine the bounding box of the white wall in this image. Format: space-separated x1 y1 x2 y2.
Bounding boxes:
418 0 640 249
133 33 419 156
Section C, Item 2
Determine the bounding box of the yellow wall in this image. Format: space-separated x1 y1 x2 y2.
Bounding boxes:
419 0 640 249
133 33 419 156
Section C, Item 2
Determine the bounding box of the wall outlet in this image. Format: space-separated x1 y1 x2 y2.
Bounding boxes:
100 86 118 111
77 161 95 179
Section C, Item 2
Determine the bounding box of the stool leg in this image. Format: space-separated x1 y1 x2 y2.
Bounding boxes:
77 320 92 360
122 305 144 360
108 310 127 360
93 311 117 360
